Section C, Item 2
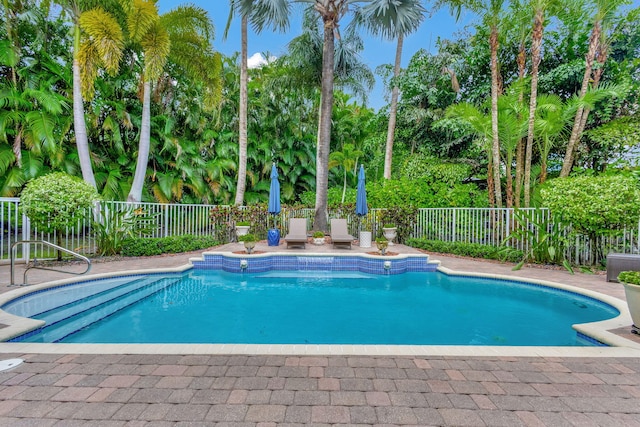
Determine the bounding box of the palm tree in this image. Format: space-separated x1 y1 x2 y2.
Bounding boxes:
559 0 627 177
506 0 531 207
355 0 425 181
302 0 415 231
445 102 496 207
497 90 528 207
126 3 221 202
285 13 375 101
534 94 570 183
523 0 560 207
360 0 426 179
437 0 505 207
329 143 364 203
226 0 290 206
56 0 124 190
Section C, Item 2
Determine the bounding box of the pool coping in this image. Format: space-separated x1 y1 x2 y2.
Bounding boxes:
1 251 640 357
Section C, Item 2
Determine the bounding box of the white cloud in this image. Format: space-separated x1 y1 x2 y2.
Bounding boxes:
247 52 276 69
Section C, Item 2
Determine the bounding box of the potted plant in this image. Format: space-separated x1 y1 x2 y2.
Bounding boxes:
382 223 397 245
312 231 325 245
235 221 250 237
358 216 372 248
619 271 640 333
376 237 389 255
238 233 257 254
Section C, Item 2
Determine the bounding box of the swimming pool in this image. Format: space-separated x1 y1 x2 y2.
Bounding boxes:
2 267 619 346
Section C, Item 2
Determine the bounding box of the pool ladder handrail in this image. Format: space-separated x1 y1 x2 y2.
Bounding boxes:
10 240 92 287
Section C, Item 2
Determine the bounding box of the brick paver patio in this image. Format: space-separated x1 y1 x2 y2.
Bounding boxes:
1 244 640 425
0 353 639 425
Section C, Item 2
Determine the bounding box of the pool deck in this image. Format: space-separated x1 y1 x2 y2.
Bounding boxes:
0 242 639 425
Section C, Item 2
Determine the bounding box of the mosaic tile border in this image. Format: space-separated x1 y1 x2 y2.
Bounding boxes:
191 252 439 275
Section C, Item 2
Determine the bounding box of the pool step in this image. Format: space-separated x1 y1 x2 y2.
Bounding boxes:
34 276 164 324
4 276 147 318
22 276 180 343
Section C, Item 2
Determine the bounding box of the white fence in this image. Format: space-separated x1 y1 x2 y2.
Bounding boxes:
1 198 638 265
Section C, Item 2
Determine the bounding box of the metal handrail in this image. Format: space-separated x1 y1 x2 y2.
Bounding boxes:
10 240 91 287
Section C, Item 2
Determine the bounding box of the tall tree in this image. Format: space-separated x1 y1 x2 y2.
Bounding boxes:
507 0 531 207
523 0 558 207
559 0 629 177
356 0 425 180
57 0 124 190
438 0 505 207
302 0 420 231
226 0 290 206
329 143 363 203
486 0 504 208
126 2 221 202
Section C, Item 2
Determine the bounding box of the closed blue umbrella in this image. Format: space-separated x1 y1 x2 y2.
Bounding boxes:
268 164 281 216
355 165 368 217
267 164 281 246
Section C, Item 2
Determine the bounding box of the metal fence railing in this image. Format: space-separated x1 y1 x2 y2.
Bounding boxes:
2 198 638 265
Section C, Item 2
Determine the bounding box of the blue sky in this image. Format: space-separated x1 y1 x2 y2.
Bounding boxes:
158 2 475 111
158 1 639 111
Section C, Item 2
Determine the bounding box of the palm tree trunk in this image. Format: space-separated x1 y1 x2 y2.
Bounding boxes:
313 19 336 233
560 21 601 178
505 153 513 208
342 169 347 203
514 40 526 208
384 34 403 180
487 154 495 208
575 40 608 152
73 26 97 190
235 15 249 205
489 25 502 208
127 79 152 202
524 10 544 208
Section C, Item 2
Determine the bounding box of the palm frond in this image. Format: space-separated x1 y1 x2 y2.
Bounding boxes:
356 0 426 39
127 0 159 43
79 8 124 74
141 21 170 80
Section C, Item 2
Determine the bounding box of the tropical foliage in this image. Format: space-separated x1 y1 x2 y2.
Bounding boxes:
1 0 639 223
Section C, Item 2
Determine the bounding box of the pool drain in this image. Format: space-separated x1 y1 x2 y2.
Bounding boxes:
0 359 24 372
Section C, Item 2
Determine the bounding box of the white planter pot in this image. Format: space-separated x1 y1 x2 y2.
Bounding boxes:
359 231 372 248
622 282 640 328
313 237 325 245
382 228 397 245
236 225 250 237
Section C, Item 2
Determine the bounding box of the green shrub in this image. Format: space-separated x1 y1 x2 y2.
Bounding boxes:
541 175 640 233
20 172 99 259
20 172 98 235
237 233 257 242
367 178 487 208
121 235 218 257
299 178 487 209
300 187 356 206
618 271 640 285
541 175 640 265
312 231 325 238
407 238 524 263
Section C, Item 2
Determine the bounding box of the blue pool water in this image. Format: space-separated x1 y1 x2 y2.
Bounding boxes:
4 270 618 346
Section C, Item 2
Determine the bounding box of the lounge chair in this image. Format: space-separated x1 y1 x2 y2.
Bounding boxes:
284 218 308 248
330 218 354 249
